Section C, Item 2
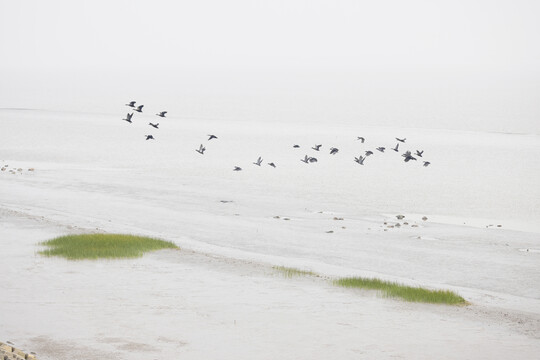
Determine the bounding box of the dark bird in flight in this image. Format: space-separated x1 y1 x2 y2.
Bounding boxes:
145 135 154 140
365 150 374 156
415 150 424 157
122 113 133 123
233 166 242 171
134 105 144 113
376 147 385 153
402 150 412 158
253 157 263 166
396 137 406 143
125 101 136 107
301 155 311 163
268 162 276 168
149 122 159 129
293 144 300 148
329 147 339 155
423 161 431 167
196 144 206 154
156 111 167 117
392 143 399 152
404 154 417 162
354 156 365 165
208 135 218 140
309 157 318 163
357 137 365 143
312 144 322 151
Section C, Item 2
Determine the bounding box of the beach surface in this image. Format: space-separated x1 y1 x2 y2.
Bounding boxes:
1 109 539 359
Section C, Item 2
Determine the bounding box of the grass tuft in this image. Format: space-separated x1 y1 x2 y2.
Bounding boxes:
274 266 316 278
39 233 178 260
334 277 467 305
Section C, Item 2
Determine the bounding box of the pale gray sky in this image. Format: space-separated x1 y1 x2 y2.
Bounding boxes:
1 0 539 132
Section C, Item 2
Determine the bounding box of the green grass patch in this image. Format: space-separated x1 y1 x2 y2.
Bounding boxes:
274 266 316 278
334 277 467 305
39 233 178 260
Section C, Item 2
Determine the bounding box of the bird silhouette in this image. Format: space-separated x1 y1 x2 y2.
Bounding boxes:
301 155 310 163
196 144 206 154
415 150 424 157
233 166 242 171
357 137 365 143
308 157 318 163
125 101 136 107
354 156 365 165
145 135 154 140
365 150 374 156
376 147 385 152
268 162 276 168
156 111 167 117
134 105 144 113
122 113 133 123
396 137 406 143
293 144 300 148
208 135 218 140
149 122 159 129
253 157 263 166
312 144 322 151
392 143 399 152
423 161 430 167
404 154 417 162
330 147 339 155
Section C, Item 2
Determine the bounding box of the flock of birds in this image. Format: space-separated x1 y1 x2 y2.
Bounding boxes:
121 100 431 170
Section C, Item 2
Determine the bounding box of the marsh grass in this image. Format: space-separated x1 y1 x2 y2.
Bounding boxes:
39 233 178 260
274 266 317 278
334 277 467 305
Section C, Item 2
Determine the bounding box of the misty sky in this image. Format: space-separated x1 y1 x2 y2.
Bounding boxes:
1 0 539 132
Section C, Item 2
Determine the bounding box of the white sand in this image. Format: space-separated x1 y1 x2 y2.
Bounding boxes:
1 109 539 359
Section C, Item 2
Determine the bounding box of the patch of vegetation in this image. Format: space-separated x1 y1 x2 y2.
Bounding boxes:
39 233 178 260
334 277 467 305
274 266 316 278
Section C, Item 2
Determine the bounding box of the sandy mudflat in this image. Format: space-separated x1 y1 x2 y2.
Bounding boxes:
1 109 540 359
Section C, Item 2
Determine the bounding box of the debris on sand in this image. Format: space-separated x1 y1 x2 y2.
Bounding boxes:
422 216 428 221
333 217 344 221
273 216 280 219
396 214 405 220
326 230 334 233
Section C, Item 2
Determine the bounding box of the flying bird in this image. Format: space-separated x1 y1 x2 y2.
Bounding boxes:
253 157 263 166
329 147 339 155
404 154 417 162
376 147 385 153
145 135 154 140
354 156 365 165
357 137 365 143
156 111 167 117
301 155 311 163
396 137 406 143
122 113 133 123
312 144 322 151
415 150 424 157
423 161 431 167
208 134 218 140
365 150 373 156
125 101 136 107
268 162 276 168
233 166 242 171
308 157 318 163
196 144 206 154
392 143 399 152
134 105 144 113
293 144 300 148
149 122 159 129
